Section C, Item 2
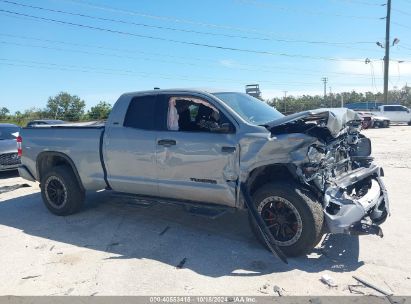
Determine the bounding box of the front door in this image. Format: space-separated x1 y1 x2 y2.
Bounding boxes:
155 94 239 207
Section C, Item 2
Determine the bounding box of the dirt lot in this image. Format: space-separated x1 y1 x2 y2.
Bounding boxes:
0 126 410 296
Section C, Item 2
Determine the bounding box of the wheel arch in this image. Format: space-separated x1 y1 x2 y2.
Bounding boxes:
245 163 299 197
36 151 84 191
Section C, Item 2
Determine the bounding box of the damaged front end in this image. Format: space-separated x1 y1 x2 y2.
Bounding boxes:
267 108 390 238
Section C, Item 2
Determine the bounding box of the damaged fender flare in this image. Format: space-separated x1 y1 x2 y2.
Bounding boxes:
240 183 288 264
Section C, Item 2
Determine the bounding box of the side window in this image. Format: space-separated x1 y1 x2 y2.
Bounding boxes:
124 95 156 130
384 106 395 112
166 96 234 133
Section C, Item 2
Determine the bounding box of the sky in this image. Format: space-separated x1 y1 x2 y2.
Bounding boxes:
1 0 411 113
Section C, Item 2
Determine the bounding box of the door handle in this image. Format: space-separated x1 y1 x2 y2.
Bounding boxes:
158 139 176 146
222 146 236 153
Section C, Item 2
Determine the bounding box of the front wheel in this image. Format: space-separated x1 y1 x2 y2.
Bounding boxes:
40 165 85 216
248 182 324 257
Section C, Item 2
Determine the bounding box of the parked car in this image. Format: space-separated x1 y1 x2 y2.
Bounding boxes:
357 112 390 129
371 105 411 125
18 89 389 260
26 119 65 127
0 123 21 171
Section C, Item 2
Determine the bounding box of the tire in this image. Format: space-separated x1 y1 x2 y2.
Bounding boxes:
373 121 381 128
248 182 324 257
40 165 85 216
408 121 411 126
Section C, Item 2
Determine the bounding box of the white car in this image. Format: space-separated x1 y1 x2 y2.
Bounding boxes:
0 123 21 171
372 105 411 125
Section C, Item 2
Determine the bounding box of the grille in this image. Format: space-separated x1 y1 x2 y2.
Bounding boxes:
0 153 21 166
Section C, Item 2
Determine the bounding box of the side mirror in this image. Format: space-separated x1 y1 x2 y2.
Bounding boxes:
214 123 234 133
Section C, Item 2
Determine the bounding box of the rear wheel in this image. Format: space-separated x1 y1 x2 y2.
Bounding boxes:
40 165 85 216
383 120 389 128
249 182 324 257
373 121 382 128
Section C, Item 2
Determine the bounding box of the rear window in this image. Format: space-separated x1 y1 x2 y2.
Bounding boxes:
0 126 20 140
123 95 157 130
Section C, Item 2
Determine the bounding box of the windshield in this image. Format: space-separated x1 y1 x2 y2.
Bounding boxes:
213 92 284 125
0 125 20 140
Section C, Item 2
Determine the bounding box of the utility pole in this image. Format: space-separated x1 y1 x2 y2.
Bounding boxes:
329 86 332 107
383 0 391 104
321 77 328 106
283 91 288 114
341 95 344 108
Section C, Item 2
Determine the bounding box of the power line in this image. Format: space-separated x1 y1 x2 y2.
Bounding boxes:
392 8 411 16
0 0 380 49
1 58 388 88
0 0 271 42
0 58 324 86
332 0 384 7
234 0 381 20
62 0 383 40
0 9 370 62
0 37 386 80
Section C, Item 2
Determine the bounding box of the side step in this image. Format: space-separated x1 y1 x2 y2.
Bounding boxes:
109 192 231 219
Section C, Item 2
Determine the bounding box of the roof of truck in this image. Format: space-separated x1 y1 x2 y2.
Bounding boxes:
121 88 232 97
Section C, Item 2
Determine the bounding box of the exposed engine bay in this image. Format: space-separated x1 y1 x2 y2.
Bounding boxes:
266 108 389 236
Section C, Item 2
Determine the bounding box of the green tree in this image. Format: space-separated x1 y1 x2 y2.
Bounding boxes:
0 107 10 119
87 101 112 120
46 92 85 121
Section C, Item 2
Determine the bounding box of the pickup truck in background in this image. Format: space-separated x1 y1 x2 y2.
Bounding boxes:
372 104 411 125
18 89 390 259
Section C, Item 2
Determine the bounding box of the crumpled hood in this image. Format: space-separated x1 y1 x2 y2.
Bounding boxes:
264 108 361 137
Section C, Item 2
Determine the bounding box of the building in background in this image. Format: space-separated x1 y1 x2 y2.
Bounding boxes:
245 84 262 99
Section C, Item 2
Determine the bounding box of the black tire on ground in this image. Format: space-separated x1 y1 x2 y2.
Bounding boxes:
248 181 324 257
373 121 381 128
383 120 389 128
40 165 85 216
408 121 411 126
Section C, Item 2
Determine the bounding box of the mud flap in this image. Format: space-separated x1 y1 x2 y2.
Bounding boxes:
240 183 288 264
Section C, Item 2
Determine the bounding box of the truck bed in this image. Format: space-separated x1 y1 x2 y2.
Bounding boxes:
20 125 108 190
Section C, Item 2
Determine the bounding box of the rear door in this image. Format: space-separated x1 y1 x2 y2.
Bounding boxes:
155 93 239 207
103 94 161 196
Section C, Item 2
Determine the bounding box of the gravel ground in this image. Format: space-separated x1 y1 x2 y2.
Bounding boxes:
0 126 410 296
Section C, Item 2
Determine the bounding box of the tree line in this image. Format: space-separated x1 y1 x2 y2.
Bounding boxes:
1 92 112 126
1 85 410 125
267 85 411 114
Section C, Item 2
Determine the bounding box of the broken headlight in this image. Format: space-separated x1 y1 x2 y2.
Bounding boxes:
307 146 326 163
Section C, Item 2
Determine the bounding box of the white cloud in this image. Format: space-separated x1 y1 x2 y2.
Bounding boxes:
219 59 237 68
335 59 411 77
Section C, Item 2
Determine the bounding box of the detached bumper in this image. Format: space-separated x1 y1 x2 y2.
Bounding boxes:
323 164 389 235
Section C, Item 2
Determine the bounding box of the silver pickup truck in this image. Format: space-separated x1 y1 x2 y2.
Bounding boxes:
19 89 389 260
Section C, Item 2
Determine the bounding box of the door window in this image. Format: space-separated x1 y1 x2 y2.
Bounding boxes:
384 106 395 112
166 96 234 133
124 95 157 130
